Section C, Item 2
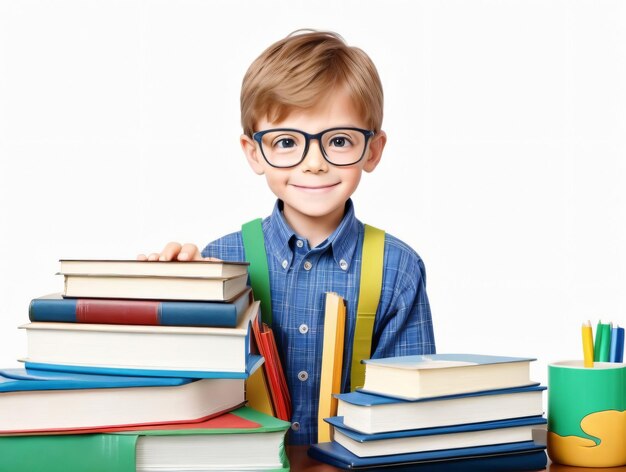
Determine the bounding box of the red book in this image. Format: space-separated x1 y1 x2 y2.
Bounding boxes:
252 319 291 421
28 289 252 327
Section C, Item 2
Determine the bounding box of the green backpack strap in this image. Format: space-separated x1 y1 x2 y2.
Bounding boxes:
241 218 273 326
350 224 385 391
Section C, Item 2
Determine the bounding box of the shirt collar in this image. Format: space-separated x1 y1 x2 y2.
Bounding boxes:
264 199 361 271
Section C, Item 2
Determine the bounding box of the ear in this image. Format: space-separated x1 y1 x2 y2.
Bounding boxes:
363 130 386 173
241 134 265 175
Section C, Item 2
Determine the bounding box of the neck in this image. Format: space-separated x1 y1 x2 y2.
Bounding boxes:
282 205 345 248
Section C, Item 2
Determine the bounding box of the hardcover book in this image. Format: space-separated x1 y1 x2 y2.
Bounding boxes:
318 292 346 442
308 440 547 471
251 315 291 421
62 273 249 301
361 353 536 400
0 406 290 472
59 259 249 278
0 368 245 434
326 415 547 457
337 385 545 434
19 301 262 378
29 288 252 327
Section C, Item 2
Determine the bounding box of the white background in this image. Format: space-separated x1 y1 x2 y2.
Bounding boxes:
1 0 625 390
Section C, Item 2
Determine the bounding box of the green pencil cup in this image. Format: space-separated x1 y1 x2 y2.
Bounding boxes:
547 360 626 467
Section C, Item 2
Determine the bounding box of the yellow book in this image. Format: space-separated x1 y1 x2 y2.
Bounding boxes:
245 362 275 417
317 292 346 443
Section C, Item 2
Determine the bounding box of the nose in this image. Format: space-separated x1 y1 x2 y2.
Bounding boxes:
300 138 328 173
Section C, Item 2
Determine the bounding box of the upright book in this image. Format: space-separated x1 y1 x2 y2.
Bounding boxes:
0 368 245 434
336 385 546 434
318 292 346 442
0 406 290 472
20 301 263 378
59 259 249 278
29 288 252 327
251 315 291 421
361 354 536 400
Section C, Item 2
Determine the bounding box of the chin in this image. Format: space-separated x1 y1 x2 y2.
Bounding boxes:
295 203 345 219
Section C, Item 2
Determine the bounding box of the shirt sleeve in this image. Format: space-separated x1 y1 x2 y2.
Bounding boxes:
200 231 245 262
370 235 436 358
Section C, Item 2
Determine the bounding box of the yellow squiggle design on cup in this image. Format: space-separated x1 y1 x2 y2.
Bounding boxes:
548 410 626 467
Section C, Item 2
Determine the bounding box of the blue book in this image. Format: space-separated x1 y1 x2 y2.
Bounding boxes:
29 289 252 327
20 300 261 379
0 368 246 434
326 415 547 458
308 441 547 470
361 353 537 400
23 353 264 380
336 385 546 434
0 368 192 391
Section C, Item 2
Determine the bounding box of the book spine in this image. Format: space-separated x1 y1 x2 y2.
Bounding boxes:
29 298 237 327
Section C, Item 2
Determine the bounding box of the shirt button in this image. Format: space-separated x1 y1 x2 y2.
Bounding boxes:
339 259 349 271
291 422 300 431
298 371 309 381
296 239 304 248
298 324 309 334
282 260 288 270
303 260 312 271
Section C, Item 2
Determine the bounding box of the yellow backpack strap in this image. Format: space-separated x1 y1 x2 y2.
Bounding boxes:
350 224 385 391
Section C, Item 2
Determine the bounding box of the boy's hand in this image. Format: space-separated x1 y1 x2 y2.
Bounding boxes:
137 242 220 262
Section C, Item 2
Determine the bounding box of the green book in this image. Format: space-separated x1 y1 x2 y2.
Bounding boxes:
0 406 290 472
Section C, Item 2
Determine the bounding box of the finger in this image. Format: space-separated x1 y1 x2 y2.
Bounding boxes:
148 252 160 261
202 256 223 262
159 242 183 261
136 254 148 261
178 243 201 261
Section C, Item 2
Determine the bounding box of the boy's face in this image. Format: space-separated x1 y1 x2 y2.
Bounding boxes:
241 87 386 231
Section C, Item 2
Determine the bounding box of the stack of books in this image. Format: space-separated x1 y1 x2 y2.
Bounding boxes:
1 259 291 471
309 353 548 471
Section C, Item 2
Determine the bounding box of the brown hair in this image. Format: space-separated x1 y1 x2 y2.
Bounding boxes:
240 30 384 137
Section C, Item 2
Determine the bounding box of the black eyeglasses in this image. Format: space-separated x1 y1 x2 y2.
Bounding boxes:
252 127 375 168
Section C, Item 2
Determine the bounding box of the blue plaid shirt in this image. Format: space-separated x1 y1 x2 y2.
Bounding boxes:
202 199 436 445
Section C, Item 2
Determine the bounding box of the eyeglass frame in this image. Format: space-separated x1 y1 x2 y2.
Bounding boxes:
252 127 376 169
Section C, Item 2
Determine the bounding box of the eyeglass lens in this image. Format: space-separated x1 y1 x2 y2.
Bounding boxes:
259 129 368 167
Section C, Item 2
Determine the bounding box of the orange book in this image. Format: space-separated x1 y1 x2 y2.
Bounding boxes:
317 292 346 442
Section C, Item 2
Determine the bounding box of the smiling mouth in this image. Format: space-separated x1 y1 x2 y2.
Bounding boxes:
291 183 340 192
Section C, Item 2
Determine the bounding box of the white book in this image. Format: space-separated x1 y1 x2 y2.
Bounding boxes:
59 259 249 278
361 354 536 400
336 385 546 434
62 273 249 301
0 371 245 433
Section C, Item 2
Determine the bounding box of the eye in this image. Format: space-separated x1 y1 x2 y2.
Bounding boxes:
327 134 354 149
274 137 296 149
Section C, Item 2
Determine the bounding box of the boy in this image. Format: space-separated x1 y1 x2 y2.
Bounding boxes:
139 30 435 445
